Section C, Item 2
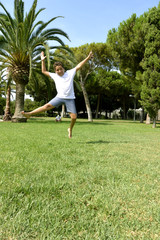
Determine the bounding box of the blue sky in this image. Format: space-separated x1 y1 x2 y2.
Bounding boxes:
1 0 160 47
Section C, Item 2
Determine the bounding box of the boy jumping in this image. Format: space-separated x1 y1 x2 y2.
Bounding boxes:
22 51 93 138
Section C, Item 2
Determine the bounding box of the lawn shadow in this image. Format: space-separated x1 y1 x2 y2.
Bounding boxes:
27 117 62 124
81 140 130 144
86 140 111 144
76 121 113 126
27 118 113 125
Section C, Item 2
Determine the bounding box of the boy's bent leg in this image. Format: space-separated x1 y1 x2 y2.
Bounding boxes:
21 103 54 118
68 113 77 138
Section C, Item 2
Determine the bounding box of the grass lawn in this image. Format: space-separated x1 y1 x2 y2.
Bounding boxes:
0 118 160 240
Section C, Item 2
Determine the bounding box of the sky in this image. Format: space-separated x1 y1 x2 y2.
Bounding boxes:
1 0 160 48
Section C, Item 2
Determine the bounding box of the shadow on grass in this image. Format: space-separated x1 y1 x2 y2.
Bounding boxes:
27 118 60 124
76 119 113 125
27 118 113 125
80 140 130 144
86 140 111 144
76 121 113 126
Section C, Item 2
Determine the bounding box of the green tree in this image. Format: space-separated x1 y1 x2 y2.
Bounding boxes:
95 69 131 118
72 42 113 121
141 5 160 128
0 0 69 122
107 13 147 99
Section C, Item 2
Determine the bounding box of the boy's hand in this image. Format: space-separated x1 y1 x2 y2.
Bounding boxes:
41 51 46 61
88 51 94 60
76 51 94 71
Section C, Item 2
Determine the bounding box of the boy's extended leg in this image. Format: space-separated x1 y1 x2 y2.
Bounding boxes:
68 113 77 138
21 103 54 118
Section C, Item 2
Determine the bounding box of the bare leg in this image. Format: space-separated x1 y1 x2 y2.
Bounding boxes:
21 103 54 118
68 113 77 138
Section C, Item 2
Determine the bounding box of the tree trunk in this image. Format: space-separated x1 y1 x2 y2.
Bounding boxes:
3 86 12 121
122 97 127 119
152 118 156 128
140 107 144 123
12 82 27 122
80 81 93 122
146 113 150 124
95 94 100 119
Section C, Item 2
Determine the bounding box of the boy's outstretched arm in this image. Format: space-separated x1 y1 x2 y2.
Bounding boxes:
41 51 50 77
76 51 94 72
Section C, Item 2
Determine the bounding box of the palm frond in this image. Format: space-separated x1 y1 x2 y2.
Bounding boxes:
0 49 11 58
16 22 25 49
29 50 33 79
44 36 66 46
34 7 45 20
0 19 16 44
50 45 73 55
23 0 37 42
29 20 43 35
28 36 46 49
41 28 70 41
0 2 15 32
34 16 63 37
44 43 50 71
14 0 24 23
31 0 38 10
0 35 8 44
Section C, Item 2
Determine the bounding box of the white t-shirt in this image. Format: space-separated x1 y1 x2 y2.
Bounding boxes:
49 68 76 99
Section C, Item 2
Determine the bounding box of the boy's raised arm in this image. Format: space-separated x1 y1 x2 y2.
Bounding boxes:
41 51 50 77
75 51 94 72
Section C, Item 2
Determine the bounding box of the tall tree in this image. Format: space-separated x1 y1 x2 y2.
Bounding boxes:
0 0 69 122
72 43 113 121
107 13 147 98
141 5 160 128
94 69 131 118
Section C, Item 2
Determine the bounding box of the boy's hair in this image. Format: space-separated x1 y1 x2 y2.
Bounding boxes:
53 62 64 71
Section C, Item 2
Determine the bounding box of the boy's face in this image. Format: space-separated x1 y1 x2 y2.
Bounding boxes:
55 66 65 77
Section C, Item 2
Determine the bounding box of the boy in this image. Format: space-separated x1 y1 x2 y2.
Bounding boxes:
22 51 93 138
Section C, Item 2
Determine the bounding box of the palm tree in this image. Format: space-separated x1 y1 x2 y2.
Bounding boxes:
0 0 70 122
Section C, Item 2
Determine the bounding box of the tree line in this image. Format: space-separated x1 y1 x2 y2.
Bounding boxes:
0 0 160 127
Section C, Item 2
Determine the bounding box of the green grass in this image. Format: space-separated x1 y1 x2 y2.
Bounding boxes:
0 118 160 240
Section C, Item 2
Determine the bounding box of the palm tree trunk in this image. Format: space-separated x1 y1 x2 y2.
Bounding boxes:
146 113 150 124
80 81 93 122
12 82 27 122
3 86 11 121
